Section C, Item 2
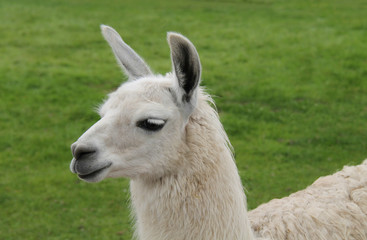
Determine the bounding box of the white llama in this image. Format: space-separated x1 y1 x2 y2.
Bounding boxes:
69 25 367 240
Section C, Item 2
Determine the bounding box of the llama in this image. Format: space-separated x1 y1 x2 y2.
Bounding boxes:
69 25 367 240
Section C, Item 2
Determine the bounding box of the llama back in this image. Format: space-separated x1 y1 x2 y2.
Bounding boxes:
248 160 367 240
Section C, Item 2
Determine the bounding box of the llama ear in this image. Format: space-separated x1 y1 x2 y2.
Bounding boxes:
168 32 201 104
101 25 152 80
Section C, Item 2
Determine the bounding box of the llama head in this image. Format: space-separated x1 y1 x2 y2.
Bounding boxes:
69 25 201 182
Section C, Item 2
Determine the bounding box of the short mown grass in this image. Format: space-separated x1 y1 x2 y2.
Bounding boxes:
1 0 366 239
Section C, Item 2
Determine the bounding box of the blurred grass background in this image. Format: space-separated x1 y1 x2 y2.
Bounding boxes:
1 0 366 239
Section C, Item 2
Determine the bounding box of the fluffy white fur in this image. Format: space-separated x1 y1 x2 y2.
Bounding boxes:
70 25 367 240
249 160 367 240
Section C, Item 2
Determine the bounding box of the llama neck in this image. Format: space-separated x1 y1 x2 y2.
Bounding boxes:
130 93 255 240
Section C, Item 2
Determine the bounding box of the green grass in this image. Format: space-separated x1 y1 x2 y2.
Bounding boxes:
1 0 367 239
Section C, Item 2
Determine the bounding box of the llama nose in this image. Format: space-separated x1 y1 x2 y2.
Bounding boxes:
71 143 97 160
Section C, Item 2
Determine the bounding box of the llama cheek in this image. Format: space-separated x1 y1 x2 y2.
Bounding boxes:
107 155 152 179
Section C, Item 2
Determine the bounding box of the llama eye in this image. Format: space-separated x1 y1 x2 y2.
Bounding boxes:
137 119 166 131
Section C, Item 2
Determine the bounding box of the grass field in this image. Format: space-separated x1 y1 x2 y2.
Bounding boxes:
1 0 366 239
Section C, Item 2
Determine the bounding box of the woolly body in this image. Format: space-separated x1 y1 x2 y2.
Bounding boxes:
249 160 367 240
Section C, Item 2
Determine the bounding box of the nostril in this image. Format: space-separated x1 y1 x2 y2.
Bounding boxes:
75 148 96 160
71 143 77 156
72 144 97 160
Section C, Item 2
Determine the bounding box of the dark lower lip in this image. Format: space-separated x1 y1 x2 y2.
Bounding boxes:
78 163 112 180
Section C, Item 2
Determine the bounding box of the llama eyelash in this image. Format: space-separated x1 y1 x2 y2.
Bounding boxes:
136 118 166 131
146 118 166 125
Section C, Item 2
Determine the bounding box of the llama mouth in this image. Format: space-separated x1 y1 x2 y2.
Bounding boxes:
78 162 112 181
